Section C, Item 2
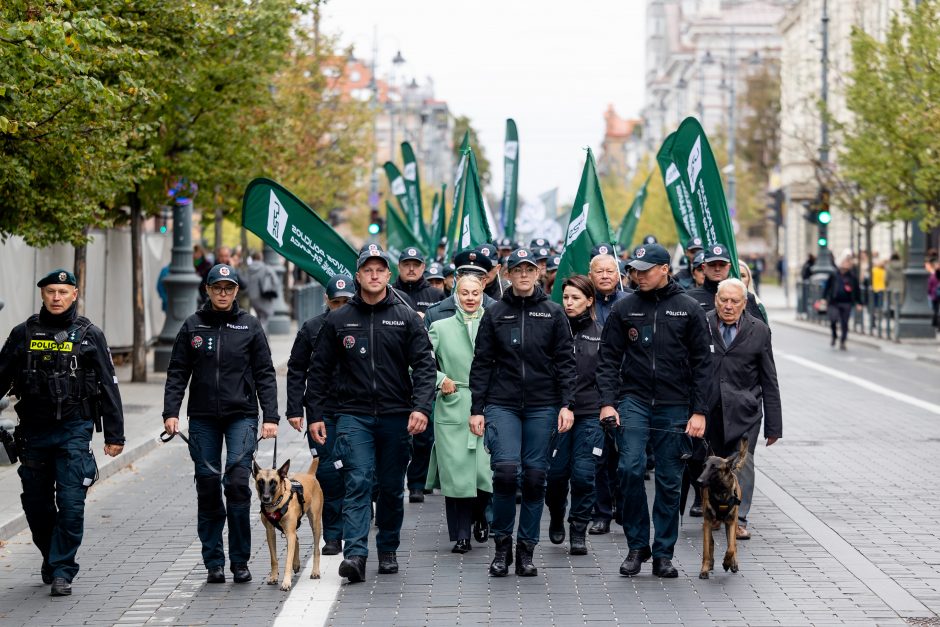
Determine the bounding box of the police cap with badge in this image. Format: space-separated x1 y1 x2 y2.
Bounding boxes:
357 245 391 269
627 243 671 271
507 248 539 269
685 237 704 252
326 275 355 300
453 248 493 275
531 247 551 261
590 243 615 259
546 255 562 272
37 269 77 288
399 247 425 264
424 263 445 281
702 243 731 263
206 264 240 286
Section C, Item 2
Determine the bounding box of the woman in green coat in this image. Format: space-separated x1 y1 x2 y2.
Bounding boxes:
426 274 493 553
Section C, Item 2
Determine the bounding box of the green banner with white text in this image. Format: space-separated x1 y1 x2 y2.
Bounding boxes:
456 150 493 251
656 133 700 245
401 142 426 242
241 178 358 286
501 118 519 239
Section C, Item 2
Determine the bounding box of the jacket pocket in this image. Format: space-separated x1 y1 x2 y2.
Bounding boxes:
70 446 98 489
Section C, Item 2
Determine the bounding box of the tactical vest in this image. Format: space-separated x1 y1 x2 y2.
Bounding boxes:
18 315 95 420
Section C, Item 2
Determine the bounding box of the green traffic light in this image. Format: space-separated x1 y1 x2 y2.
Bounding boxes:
818 236 828 247
368 223 380 235
818 210 832 225
159 225 167 233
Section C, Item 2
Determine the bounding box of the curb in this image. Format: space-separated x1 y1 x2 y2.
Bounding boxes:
0 434 162 541
771 313 940 367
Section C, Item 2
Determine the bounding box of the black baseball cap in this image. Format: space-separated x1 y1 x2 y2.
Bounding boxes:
702 243 731 263
476 243 499 263
326 274 355 299
507 248 539 269
531 247 551 261
357 245 391 269
546 255 562 272
359 243 384 254
530 237 549 248
497 237 513 250
685 237 704 252
424 263 444 280
206 264 240 286
590 243 615 258
453 248 493 274
443 263 456 278
642 234 658 245
627 243 671 271
37 269 77 288
399 247 425 263
692 251 706 269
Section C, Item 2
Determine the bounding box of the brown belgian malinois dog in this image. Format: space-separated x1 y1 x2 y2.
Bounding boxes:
696 437 748 580
254 458 324 590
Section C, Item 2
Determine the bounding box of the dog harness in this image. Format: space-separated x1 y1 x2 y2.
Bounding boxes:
261 480 306 533
708 491 741 516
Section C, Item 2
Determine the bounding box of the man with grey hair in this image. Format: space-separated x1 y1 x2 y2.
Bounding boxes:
589 253 627 327
704 277 782 540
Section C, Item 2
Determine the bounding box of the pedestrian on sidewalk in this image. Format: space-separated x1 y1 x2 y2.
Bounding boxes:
243 250 278 332
162 263 280 585
704 278 782 541
306 247 436 583
469 248 577 578
425 274 492 554
823 254 862 350
0 269 125 597
928 264 940 329
596 243 712 579
545 275 604 557
286 274 355 557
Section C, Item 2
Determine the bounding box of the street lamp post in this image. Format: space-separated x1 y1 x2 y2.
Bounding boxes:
262 244 291 335
811 0 835 276
154 181 202 372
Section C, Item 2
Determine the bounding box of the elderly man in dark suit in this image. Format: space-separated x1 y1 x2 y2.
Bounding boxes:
705 278 782 540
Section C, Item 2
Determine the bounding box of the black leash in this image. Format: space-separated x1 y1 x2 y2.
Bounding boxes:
160 429 266 476
601 422 713 457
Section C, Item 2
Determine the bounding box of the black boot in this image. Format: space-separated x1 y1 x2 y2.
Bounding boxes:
489 536 513 577
515 541 538 577
588 519 610 535
322 539 342 556
206 566 226 584
231 563 252 583
473 519 490 543
377 552 398 574
619 546 652 577
50 577 71 597
548 511 565 544
569 522 588 556
338 555 367 583
652 557 678 578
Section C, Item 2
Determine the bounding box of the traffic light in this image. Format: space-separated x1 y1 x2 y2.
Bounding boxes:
368 208 383 235
766 189 784 226
816 187 830 248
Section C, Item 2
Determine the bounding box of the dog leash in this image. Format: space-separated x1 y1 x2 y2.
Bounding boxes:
602 423 713 457
160 429 265 476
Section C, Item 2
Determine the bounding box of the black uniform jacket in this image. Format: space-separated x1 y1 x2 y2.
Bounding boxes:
596 279 712 414
162 302 279 423
569 311 602 418
305 289 436 422
286 311 337 420
686 278 765 322
705 310 782 444
469 286 577 415
0 304 125 444
393 276 445 313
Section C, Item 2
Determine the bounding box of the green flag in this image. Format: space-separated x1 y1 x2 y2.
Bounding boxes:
668 117 739 277
385 199 427 263
401 142 427 242
428 183 447 252
241 178 357 285
616 173 651 250
501 119 519 239
444 132 470 261
456 149 494 251
656 133 701 244
382 161 415 233
551 148 613 302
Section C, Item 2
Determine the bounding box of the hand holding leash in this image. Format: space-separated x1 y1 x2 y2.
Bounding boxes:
308 421 327 445
685 413 706 438
599 405 619 428
164 416 180 435
261 423 278 439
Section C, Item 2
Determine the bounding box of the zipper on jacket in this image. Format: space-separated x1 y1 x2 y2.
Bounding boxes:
216 324 223 416
370 308 378 417
650 297 658 407
520 297 527 408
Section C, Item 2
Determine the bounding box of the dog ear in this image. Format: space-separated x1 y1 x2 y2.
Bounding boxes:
277 459 291 478
724 451 739 468
253 460 261 476
733 438 749 472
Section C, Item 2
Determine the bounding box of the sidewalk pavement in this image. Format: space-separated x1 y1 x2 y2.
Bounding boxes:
758 284 940 367
0 324 298 541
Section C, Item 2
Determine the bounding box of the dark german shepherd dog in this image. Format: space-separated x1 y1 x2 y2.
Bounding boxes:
696 437 748 579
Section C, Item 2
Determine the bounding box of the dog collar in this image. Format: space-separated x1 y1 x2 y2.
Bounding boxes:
261 480 306 533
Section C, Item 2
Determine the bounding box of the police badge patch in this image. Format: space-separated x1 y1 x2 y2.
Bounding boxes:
192 335 204 349
628 328 639 342
58 271 67 282
219 266 230 276
343 335 355 349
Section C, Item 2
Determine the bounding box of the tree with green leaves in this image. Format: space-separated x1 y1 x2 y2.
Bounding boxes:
842 0 940 228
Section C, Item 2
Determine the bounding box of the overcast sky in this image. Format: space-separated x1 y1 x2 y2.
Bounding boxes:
323 0 647 206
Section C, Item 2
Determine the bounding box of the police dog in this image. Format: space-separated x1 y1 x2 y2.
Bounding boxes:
696 437 748 579
254 458 323 591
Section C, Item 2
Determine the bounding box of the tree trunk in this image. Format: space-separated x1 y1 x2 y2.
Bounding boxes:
214 185 223 251
240 226 248 259
73 225 89 316
130 187 147 382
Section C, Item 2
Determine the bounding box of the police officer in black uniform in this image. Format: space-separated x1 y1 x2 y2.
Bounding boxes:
686 243 763 320
0 269 125 596
674 237 704 290
162 263 280 585
285 274 354 556
307 247 436 583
